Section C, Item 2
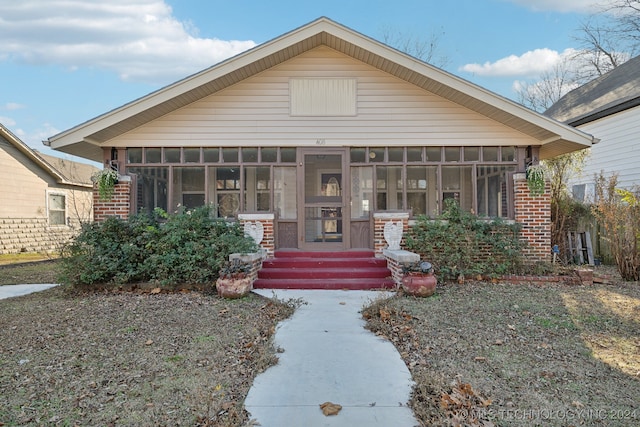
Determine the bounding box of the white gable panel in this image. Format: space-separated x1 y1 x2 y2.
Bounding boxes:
109 47 540 148
290 78 356 116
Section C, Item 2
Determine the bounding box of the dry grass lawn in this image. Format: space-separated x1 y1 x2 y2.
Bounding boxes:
364 277 640 426
1 260 639 426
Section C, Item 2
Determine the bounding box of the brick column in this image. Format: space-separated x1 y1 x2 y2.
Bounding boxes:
513 173 551 263
373 212 410 258
382 248 420 287
238 213 275 258
93 176 131 222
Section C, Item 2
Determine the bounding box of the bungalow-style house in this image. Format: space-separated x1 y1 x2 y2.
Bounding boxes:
545 54 640 198
0 124 96 254
46 18 594 268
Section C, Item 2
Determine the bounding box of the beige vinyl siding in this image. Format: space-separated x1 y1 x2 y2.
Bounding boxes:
573 106 640 190
0 137 52 218
109 46 539 148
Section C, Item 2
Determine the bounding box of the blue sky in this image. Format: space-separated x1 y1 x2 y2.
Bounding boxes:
0 0 611 164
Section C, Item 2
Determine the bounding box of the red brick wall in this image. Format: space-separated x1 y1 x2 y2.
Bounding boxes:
513 173 551 263
93 179 131 222
373 212 411 257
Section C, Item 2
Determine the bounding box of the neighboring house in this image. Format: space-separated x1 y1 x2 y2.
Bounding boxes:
46 18 594 261
0 124 97 254
545 54 640 199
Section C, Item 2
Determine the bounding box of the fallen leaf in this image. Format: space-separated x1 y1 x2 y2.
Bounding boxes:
458 383 475 397
221 401 236 410
145 339 153 345
493 339 504 346
474 356 487 362
319 401 342 416
540 371 555 379
150 288 161 294
379 308 391 321
507 324 516 330
572 400 585 409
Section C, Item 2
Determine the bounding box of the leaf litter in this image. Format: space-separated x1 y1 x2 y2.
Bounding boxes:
0 285 294 426
363 277 640 426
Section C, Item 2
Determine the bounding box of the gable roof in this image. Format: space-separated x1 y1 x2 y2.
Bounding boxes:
36 152 97 185
1 123 95 187
545 55 640 126
47 17 595 161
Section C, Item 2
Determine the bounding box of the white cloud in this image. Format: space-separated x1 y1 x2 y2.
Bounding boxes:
0 116 17 127
2 102 25 111
0 0 257 84
502 0 606 13
13 123 63 151
459 48 579 77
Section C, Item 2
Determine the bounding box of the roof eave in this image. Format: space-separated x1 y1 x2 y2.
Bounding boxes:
46 17 594 160
567 96 640 126
0 124 74 184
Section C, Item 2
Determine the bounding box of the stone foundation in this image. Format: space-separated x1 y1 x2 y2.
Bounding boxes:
0 217 81 255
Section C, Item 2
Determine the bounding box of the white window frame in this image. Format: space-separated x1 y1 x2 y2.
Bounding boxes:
47 191 68 227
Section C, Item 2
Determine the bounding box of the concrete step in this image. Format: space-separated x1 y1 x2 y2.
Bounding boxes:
253 277 396 290
262 257 388 269
258 267 391 280
256 250 393 290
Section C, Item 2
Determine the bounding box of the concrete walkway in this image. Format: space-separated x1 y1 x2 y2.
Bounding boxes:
246 289 418 427
0 284 59 300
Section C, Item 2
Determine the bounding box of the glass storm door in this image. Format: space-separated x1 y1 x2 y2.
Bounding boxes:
301 150 348 250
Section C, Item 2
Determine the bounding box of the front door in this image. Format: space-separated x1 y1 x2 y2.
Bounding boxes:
300 149 349 250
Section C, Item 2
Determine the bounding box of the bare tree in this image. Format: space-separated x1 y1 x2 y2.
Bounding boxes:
543 151 590 263
515 57 583 112
572 0 640 79
516 0 640 112
379 25 450 68
573 19 630 80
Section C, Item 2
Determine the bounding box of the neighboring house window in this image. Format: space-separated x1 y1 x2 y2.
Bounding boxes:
48 193 67 226
572 183 595 203
572 184 586 202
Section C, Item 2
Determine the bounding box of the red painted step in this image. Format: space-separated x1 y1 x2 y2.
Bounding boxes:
253 250 395 290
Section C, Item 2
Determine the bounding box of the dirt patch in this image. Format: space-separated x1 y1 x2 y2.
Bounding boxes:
364 279 640 426
0 286 294 426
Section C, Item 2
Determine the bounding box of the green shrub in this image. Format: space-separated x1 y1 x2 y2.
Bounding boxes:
406 199 524 281
60 205 258 287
